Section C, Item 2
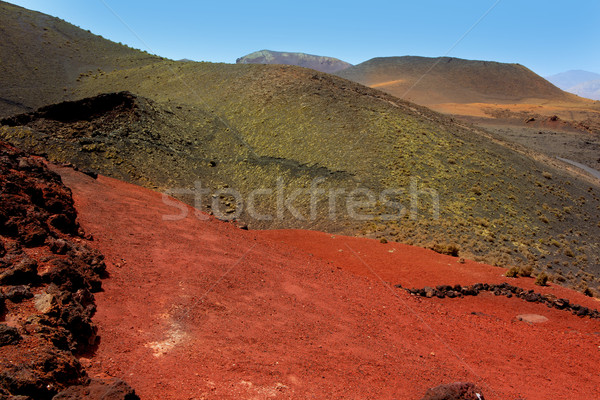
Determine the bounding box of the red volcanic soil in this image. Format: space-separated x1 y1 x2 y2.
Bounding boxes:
51 166 600 400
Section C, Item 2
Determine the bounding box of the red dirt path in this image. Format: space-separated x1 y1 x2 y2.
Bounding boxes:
52 166 600 400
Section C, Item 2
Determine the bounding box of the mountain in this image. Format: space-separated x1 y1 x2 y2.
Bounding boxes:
546 70 600 91
236 49 352 73
569 79 600 101
0 2 599 287
335 56 576 105
335 56 600 128
546 70 600 101
0 0 160 117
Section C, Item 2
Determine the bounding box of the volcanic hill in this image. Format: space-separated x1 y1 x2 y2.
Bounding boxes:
335 56 600 124
0 0 160 118
0 1 599 291
336 56 572 104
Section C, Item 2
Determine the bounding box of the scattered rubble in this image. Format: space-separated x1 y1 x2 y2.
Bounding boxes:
402 282 600 318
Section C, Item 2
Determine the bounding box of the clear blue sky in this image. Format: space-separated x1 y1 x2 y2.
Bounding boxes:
6 0 600 76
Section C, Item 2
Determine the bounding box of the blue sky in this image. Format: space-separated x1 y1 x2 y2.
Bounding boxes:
6 0 599 76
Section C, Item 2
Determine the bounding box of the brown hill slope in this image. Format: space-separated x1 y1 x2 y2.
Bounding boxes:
236 49 352 73
0 0 160 117
335 56 600 126
335 56 577 105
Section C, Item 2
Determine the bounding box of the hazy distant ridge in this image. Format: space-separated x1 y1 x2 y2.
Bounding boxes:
236 50 352 73
546 70 600 100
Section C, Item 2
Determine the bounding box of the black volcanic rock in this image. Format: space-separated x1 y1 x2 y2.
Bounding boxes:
420 382 485 400
0 141 134 399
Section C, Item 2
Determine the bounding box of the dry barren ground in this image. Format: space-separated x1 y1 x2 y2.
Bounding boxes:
51 165 600 400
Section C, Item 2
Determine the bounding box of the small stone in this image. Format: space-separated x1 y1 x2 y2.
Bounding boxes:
423 287 434 298
524 293 539 302
517 314 548 324
34 292 55 314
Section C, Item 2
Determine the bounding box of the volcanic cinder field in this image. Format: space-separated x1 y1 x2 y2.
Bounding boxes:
51 164 600 400
0 1 599 399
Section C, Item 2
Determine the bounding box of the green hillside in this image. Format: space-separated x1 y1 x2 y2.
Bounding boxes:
0 1 598 291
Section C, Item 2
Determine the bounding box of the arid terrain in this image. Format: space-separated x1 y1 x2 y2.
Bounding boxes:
335 56 600 172
50 163 600 400
0 1 599 399
2 2 599 288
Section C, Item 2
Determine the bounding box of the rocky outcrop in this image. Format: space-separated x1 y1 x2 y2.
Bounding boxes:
0 141 138 399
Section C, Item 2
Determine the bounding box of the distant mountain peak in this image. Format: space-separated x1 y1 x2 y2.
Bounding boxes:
236 50 352 74
545 70 600 100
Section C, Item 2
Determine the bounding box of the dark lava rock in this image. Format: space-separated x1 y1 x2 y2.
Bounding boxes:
52 378 139 400
0 141 136 398
0 346 85 399
39 260 86 292
420 382 484 400
0 258 38 285
0 389 32 399
576 307 589 317
47 214 76 235
407 277 599 319
5 286 33 303
48 239 69 255
19 224 48 247
524 293 540 302
0 324 21 346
